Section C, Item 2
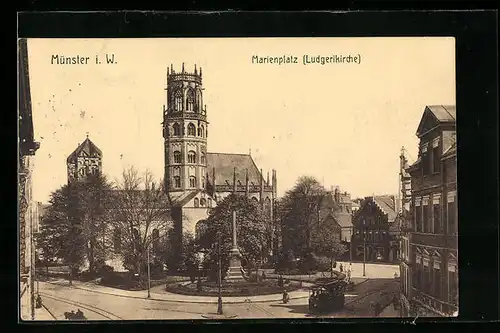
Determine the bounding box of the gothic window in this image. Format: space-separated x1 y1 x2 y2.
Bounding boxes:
174 89 183 111
186 89 195 111
200 198 206 207
173 123 181 136
201 152 206 165
173 151 182 163
188 151 197 164
189 176 196 188
113 229 122 253
173 176 181 188
198 125 205 137
194 198 199 208
187 123 196 136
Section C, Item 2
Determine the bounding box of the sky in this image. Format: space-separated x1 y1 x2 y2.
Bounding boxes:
26 37 455 204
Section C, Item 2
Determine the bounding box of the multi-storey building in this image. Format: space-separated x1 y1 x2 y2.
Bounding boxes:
18 39 40 320
352 195 400 263
400 105 458 317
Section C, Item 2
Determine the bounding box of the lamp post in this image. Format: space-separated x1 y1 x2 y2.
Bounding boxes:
217 231 223 315
363 234 366 277
147 242 151 299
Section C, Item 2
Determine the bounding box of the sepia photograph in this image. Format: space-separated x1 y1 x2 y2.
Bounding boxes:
18 37 457 321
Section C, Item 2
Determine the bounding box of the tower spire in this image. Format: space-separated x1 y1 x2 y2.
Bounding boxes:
194 64 197 75
182 62 185 72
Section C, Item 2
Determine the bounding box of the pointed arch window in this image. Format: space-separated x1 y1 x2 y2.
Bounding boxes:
189 176 197 188
188 151 197 164
194 198 200 208
187 123 196 136
173 123 181 136
173 176 181 188
201 152 206 165
186 89 195 111
198 125 205 137
173 151 182 164
174 89 183 111
200 198 206 207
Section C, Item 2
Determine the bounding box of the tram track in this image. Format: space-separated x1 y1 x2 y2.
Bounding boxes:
40 292 124 320
243 299 277 318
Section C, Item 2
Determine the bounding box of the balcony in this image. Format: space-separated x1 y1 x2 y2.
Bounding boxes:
412 288 458 316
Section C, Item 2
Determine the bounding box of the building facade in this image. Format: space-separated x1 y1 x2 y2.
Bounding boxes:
162 64 277 265
400 105 458 317
19 39 40 320
352 195 400 263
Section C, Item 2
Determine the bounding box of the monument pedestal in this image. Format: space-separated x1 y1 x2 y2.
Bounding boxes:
225 248 245 281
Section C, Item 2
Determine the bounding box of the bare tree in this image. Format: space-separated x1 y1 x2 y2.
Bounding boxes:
107 167 171 285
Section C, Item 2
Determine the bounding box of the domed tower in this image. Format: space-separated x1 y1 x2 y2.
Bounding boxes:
163 63 208 200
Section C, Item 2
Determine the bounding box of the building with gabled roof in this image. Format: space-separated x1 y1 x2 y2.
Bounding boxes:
399 104 457 318
352 195 400 263
66 136 103 183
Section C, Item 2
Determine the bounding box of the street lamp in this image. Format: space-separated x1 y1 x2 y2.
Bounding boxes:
363 219 367 277
147 242 151 299
217 231 223 315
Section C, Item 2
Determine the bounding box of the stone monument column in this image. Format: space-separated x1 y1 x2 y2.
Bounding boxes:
226 210 244 281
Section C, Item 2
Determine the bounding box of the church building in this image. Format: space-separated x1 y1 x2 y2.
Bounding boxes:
163 64 277 261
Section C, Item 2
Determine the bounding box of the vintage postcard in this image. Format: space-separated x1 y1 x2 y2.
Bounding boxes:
18 37 457 321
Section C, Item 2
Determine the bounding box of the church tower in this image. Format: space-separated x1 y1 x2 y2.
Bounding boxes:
66 135 102 184
163 63 208 200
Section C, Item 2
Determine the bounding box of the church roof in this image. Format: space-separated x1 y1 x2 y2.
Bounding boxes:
67 137 102 163
206 153 265 186
170 190 202 207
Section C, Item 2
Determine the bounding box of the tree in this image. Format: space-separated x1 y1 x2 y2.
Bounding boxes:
280 176 326 256
196 194 267 280
73 173 114 274
310 220 348 276
106 167 171 286
36 184 86 283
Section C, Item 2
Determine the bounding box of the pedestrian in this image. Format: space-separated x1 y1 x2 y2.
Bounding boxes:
347 269 351 282
339 263 343 273
282 289 290 304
